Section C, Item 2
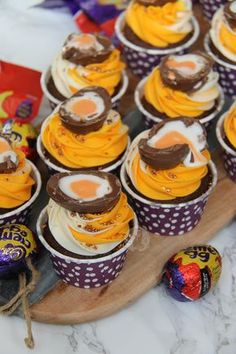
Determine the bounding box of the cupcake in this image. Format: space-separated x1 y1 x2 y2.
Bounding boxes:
135 52 224 129
216 102 236 181
199 0 228 21
115 0 199 78
121 118 217 236
37 86 130 175
0 135 41 225
36 171 137 288
204 1 236 99
41 33 128 109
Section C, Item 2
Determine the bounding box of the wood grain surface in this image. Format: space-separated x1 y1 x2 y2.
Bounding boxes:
30 157 236 324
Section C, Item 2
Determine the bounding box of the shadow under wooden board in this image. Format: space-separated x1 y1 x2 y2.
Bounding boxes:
30 156 236 325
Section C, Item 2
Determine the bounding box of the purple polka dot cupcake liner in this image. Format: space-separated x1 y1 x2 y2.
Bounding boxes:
0 161 42 227
36 136 130 177
120 162 217 236
135 77 225 131
36 208 138 288
216 113 236 182
199 0 226 21
40 67 128 111
115 13 200 79
204 34 236 100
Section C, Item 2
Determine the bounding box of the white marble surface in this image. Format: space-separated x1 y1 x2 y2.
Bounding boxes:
0 1 236 353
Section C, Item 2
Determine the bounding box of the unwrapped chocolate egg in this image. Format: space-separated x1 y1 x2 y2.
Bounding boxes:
0 224 38 277
163 245 222 302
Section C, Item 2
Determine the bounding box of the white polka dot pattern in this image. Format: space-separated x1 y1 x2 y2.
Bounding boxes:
0 206 32 227
199 0 226 20
215 62 236 99
50 251 128 288
129 196 209 236
223 150 236 182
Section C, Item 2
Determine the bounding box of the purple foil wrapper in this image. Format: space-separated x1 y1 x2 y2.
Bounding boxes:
120 162 217 236
134 77 224 131
0 162 41 227
115 13 200 79
216 114 236 182
72 0 123 24
36 136 130 177
40 67 128 111
37 208 138 288
204 34 236 99
199 0 227 21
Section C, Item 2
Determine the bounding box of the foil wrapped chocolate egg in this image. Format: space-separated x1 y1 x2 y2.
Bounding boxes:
59 86 111 134
47 171 121 213
0 224 38 277
163 245 222 302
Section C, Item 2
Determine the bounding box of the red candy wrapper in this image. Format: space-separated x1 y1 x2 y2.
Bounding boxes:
0 61 43 124
68 0 130 43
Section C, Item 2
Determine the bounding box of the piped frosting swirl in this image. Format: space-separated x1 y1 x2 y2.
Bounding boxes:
46 171 134 256
144 53 220 118
125 0 193 48
41 88 129 169
125 119 210 201
51 33 125 97
210 2 236 63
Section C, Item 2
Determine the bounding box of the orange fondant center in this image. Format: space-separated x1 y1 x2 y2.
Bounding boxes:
70 180 100 199
154 131 206 164
71 99 97 117
0 139 11 154
76 34 95 47
166 59 196 72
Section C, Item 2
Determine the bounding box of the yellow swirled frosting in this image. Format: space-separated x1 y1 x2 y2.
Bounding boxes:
52 38 125 98
41 110 129 169
144 67 220 118
125 123 211 201
125 0 193 47
224 103 236 149
0 150 35 209
47 192 134 256
210 6 236 63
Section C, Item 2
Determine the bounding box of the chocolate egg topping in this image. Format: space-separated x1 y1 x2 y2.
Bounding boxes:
59 86 111 134
224 2 236 31
0 136 18 173
47 171 121 214
138 118 208 170
62 33 113 66
159 53 213 93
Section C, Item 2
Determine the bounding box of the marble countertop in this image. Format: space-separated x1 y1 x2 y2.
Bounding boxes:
0 1 236 353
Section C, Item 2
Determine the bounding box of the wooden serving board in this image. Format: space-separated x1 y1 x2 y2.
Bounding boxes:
30 156 236 324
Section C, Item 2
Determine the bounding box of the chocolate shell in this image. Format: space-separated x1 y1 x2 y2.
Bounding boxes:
139 122 189 170
138 118 207 170
136 0 176 6
159 53 213 93
0 136 18 174
59 86 111 135
224 2 236 31
47 171 121 214
62 33 113 66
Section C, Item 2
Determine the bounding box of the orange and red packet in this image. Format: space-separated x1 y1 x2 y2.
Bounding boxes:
0 61 43 124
